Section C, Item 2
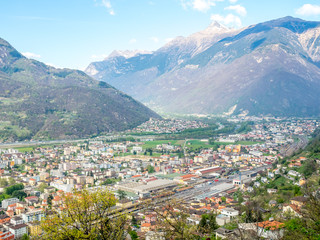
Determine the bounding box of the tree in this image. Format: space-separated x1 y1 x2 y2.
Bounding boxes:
131 215 138 227
243 201 263 223
0 194 11 202
5 183 24 195
37 183 48 193
12 190 27 200
151 199 200 240
47 194 53 208
0 178 8 187
301 159 317 178
41 188 128 240
147 165 155 173
21 233 30 240
128 229 138 240
283 180 320 239
117 190 127 200
283 218 309 240
198 213 219 235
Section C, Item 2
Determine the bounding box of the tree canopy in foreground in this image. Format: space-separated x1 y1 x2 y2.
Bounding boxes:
41 188 128 240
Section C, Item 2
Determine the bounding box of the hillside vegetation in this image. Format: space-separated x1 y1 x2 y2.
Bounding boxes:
0 38 159 141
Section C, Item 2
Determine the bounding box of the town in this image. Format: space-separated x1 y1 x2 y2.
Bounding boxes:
0 117 318 239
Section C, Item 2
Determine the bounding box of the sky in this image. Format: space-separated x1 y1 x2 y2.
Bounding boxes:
1 0 320 70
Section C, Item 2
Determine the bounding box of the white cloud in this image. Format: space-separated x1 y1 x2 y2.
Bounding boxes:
193 0 216 12
180 0 223 12
210 13 242 28
296 4 320 16
129 38 137 44
99 0 115 15
229 0 237 3
150 37 159 43
22 52 41 59
225 4 247 16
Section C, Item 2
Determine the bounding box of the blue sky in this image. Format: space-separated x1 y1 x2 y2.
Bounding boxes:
1 0 320 70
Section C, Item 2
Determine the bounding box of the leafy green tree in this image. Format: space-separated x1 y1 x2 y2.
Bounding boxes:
5 183 24 195
238 195 244 204
41 189 127 240
117 190 127 200
152 200 199 240
147 165 155 173
198 213 219 235
12 190 27 200
283 181 320 239
294 185 302 196
243 201 263 223
0 178 8 187
0 194 11 202
102 179 116 185
21 233 30 240
37 183 48 193
131 215 138 226
47 194 53 207
283 218 309 240
129 230 138 240
301 159 317 178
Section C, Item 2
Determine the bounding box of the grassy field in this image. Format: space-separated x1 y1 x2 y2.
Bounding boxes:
14 147 35 152
141 140 179 149
186 139 213 148
140 139 263 150
236 141 263 145
9 144 59 153
114 152 164 157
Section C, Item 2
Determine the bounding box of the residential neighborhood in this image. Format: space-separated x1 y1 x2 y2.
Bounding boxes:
0 117 318 239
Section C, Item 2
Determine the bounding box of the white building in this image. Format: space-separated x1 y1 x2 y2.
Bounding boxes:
216 208 239 226
50 182 74 192
288 170 301 177
132 146 143 153
2 198 19 209
3 216 28 239
221 208 239 218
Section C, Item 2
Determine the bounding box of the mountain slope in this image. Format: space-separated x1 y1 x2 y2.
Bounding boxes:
86 17 320 117
0 38 159 141
85 22 238 97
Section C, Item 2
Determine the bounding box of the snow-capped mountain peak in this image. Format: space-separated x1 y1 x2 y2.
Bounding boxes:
106 50 153 59
205 21 231 32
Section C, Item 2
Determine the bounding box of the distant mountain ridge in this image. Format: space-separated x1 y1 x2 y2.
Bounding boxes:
86 17 320 117
0 38 159 141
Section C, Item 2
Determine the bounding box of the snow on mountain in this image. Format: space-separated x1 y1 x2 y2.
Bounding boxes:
85 17 320 117
107 50 153 59
159 21 239 57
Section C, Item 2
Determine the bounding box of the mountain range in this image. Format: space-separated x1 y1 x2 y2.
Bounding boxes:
0 38 159 141
86 17 320 117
